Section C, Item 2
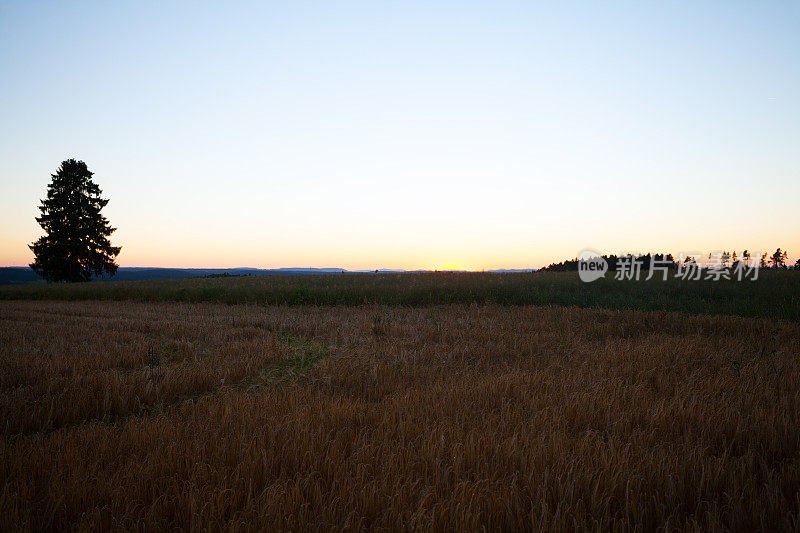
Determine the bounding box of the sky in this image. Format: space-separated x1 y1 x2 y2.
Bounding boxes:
1 1 798 270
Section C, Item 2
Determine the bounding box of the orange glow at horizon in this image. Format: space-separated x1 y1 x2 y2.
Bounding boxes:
2 229 798 272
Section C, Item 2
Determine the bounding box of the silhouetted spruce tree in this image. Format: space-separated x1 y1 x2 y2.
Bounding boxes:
770 248 787 269
29 159 121 282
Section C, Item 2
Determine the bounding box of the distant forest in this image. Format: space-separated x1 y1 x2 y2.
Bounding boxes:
541 249 796 272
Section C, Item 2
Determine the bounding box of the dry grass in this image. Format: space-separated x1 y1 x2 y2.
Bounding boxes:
1 300 799 530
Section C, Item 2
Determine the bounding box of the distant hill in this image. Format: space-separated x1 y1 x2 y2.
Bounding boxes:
0 267 43 284
0 266 536 285
0 266 350 285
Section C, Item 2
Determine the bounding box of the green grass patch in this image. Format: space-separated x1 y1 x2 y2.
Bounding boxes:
257 334 328 385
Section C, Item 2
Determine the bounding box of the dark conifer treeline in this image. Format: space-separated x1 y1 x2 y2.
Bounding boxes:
540 253 678 272
540 250 794 272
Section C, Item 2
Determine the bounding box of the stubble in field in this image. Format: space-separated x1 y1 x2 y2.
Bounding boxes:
1 300 798 529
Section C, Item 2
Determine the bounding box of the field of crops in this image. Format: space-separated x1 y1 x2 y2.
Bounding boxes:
2 291 799 529
1 270 799 320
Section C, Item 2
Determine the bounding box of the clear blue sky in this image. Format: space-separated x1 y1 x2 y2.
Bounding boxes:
1 1 798 269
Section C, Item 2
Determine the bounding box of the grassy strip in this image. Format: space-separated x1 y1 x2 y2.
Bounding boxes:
1 271 798 320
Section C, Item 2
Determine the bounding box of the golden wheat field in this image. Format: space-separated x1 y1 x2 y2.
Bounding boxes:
1 299 799 530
